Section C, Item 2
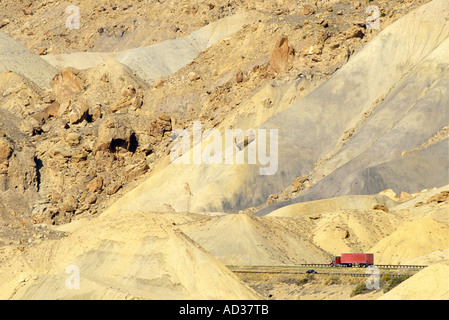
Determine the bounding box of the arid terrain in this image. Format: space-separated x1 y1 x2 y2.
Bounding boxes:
0 0 448 300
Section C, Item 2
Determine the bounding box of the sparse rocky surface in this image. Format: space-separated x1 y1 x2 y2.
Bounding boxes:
1 0 430 228
0 0 448 301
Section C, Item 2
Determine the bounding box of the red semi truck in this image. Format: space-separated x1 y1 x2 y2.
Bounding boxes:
331 253 374 268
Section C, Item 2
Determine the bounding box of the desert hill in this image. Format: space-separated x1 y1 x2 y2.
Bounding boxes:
179 213 331 266
0 211 260 300
0 32 56 89
0 0 427 55
99 0 448 216
379 262 449 300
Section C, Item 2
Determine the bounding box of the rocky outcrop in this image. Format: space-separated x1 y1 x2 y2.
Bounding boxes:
94 115 137 154
111 85 144 112
65 100 89 124
0 136 13 165
50 68 83 103
270 36 294 74
427 191 449 204
0 121 37 194
148 114 172 142
0 0 437 229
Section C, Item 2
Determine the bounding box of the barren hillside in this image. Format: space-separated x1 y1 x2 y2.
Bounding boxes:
0 0 447 301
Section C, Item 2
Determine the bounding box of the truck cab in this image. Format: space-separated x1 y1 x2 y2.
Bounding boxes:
330 256 341 267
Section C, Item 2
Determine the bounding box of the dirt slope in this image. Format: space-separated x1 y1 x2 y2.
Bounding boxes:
0 211 260 300
0 31 57 89
265 195 401 255
99 0 449 216
379 262 449 300
0 0 428 55
180 213 331 266
42 12 258 84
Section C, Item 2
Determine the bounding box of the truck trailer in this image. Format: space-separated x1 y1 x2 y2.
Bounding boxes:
331 253 374 267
